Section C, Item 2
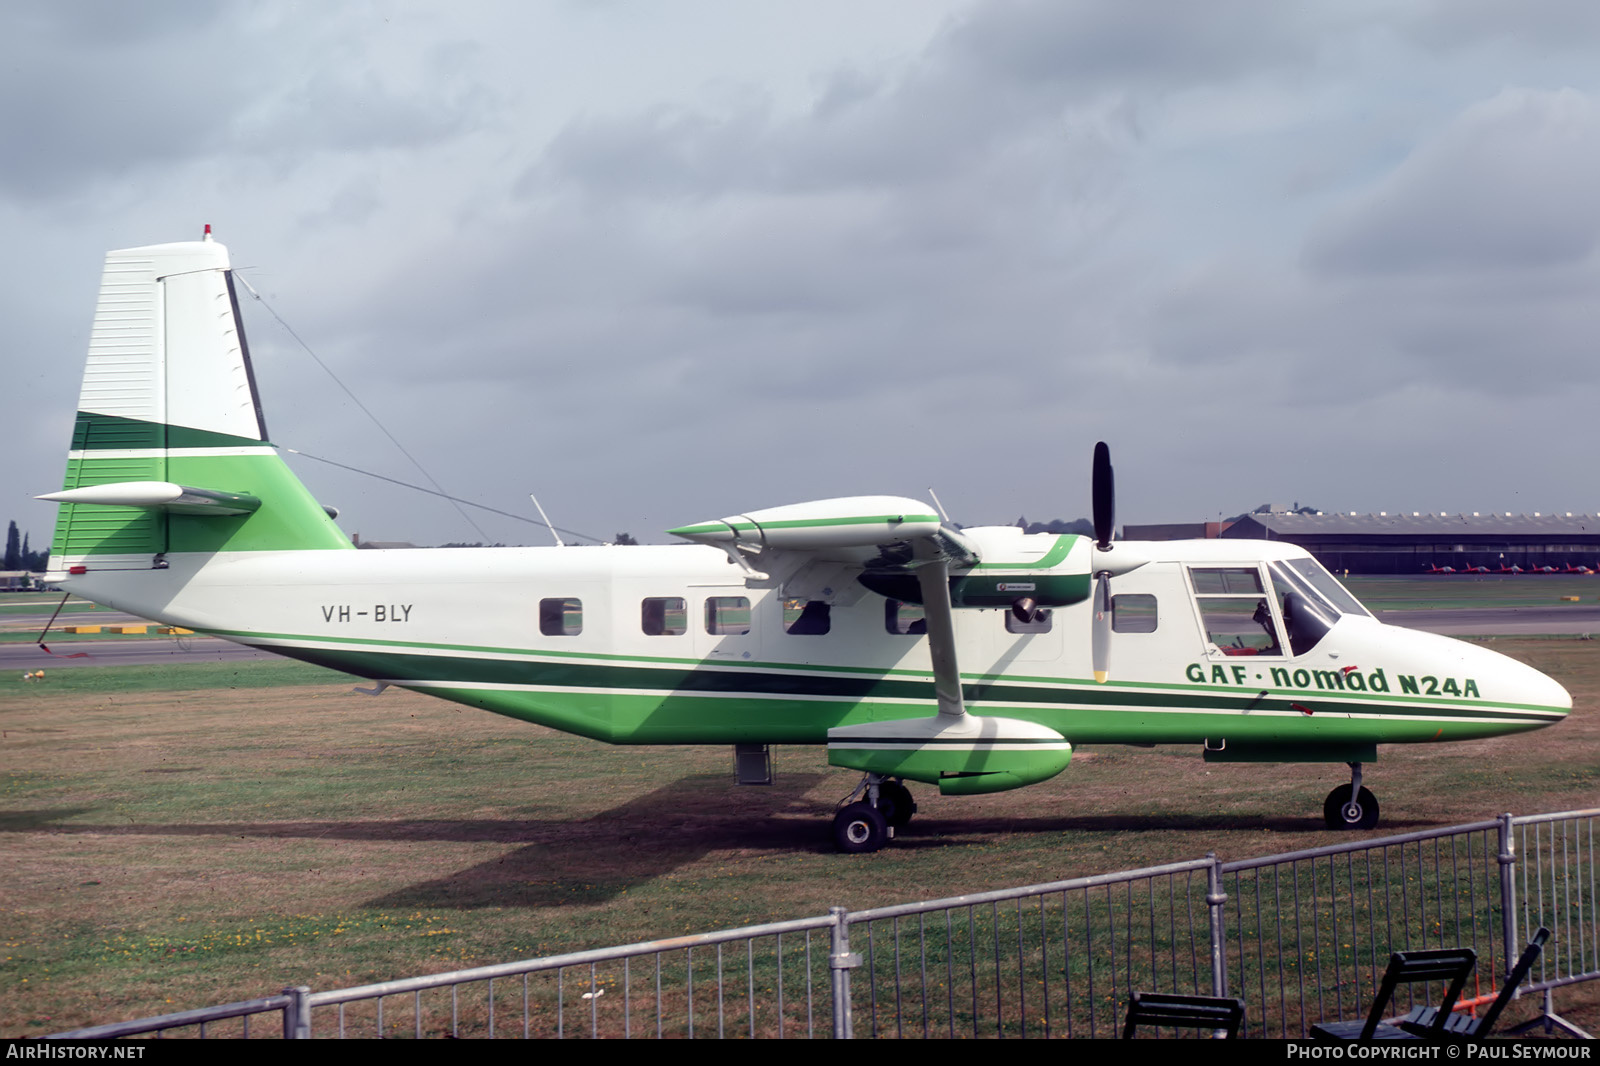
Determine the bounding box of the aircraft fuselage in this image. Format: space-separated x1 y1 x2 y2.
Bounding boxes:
58 536 1569 754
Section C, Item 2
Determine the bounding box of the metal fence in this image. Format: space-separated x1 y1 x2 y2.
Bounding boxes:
45 807 1598 1040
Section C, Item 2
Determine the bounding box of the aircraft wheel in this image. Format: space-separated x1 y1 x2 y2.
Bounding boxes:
876 781 917 829
834 802 890 853
1323 785 1380 831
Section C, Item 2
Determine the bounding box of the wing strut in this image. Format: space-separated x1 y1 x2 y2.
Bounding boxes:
913 538 967 720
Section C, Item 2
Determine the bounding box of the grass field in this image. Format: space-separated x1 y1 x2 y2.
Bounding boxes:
1344 574 1600 610
2 619 1598 1036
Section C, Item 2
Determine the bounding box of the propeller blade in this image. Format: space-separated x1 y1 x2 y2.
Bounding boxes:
1092 572 1111 683
1092 441 1114 550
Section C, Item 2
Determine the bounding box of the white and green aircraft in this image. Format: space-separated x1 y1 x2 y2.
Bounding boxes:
38 236 1571 852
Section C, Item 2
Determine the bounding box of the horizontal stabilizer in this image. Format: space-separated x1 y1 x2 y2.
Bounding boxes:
38 481 262 516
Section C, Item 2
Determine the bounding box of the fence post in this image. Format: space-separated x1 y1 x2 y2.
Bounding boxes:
1497 812 1518 979
828 906 860 1039
1206 852 1229 998
282 985 311 1039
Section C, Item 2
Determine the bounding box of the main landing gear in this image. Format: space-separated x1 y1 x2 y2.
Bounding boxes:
1323 762 1380 831
834 774 917 853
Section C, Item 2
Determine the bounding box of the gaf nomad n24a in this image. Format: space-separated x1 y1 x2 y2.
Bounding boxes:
40 237 1571 852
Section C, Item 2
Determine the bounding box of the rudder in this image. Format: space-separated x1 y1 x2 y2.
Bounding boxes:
44 235 351 572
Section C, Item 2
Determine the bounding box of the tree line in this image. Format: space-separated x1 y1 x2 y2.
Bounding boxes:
4 521 49 572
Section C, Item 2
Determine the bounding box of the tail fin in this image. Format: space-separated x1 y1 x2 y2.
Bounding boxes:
43 236 351 574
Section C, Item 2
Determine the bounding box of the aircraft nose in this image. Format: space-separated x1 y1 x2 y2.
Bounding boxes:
1379 624 1571 723
1479 640 1570 718
1521 658 1572 716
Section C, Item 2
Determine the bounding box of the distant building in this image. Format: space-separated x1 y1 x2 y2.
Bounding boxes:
351 533 419 550
1124 521 1233 541
1220 512 1600 574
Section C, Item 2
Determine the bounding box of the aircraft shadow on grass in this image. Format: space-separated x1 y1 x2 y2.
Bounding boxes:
4 775 825 910
1 789 1433 911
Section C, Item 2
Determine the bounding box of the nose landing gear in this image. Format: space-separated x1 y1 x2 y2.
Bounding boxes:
1323 762 1380 830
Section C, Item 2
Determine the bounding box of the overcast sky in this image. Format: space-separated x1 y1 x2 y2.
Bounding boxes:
7 1 1600 548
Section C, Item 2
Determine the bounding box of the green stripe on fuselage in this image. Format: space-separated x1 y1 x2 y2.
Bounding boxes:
970 534 1081 571
233 635 1564 747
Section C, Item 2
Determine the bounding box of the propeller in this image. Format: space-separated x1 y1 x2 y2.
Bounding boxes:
1092 441 1114 552
1091 442 1114 683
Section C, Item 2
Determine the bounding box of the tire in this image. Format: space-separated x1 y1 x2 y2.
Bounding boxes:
834 802 890 853
1323 785 1380 830
876 781 917 829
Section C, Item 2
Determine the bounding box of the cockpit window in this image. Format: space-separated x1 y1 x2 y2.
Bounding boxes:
1267 559 1370 656
1270 563 1337 618
1284 559 1370 618
1191 567 1264 595
1188 567 1283 656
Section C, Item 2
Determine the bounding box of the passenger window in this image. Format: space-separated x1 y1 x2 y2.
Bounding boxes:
885 599 926 635
1189 567 1282 656
784 599 831 635
641 597 687 636
705 596 752 636
1112 594 1157 633
1004 608 1053 634
539 597 582 636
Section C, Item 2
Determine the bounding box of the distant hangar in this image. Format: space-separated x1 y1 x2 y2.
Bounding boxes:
1126 511 1600 574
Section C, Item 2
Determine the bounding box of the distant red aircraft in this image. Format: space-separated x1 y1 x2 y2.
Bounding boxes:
1562 563 1594 575
1527 564 1560 574
1423 564 1457 574
1496 564 1524 574
1458 564 1491 574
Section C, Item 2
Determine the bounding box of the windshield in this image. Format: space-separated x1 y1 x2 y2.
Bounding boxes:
1283 558 1370 618
1267 558 1369 656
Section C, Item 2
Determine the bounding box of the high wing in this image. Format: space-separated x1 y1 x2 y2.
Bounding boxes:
670 496 1083 799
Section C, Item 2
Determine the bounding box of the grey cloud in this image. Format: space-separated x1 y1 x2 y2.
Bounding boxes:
0 8 489 200
1147 246 1600 411
941 0 1319 92
234 69 486 159
529 6 1154 207
1404 0 1600 52
19 2 1600 545
1305 88 1600 276
12 0 235 47
0 22 252 198
533 104 775 201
